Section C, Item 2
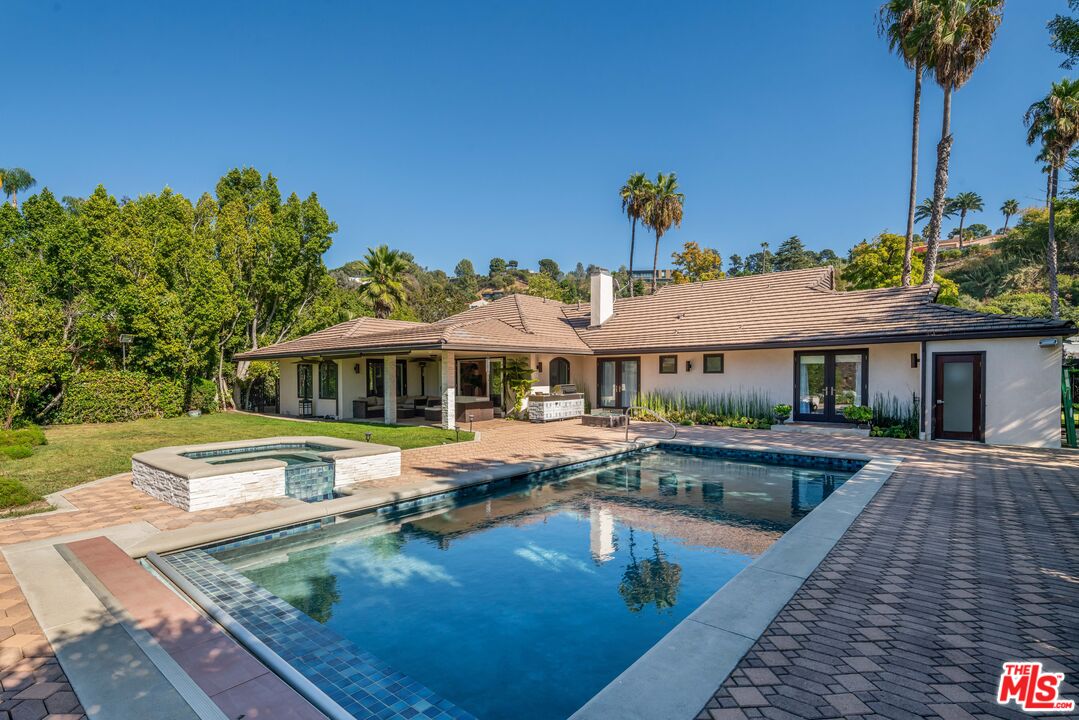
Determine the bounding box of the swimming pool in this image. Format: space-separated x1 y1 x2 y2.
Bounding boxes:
161 445 860 719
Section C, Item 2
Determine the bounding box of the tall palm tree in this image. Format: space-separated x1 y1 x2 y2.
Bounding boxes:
999 198 1019 231
880 0 934 286
620 173 653 297
642 173 684 293
0 168 36 209
1025 77 1079 319
356 244 410 318
950 191 984 248
914 0 1004 285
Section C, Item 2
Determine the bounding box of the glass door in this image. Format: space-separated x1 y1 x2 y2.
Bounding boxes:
795 350 868 422
596 358 639 409
933 353 983 441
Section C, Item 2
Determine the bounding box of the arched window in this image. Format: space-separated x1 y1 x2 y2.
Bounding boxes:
550 357 570 387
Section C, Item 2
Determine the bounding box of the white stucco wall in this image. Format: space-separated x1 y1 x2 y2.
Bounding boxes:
586 343 920 413
925 337 1062 447
278 359 300 417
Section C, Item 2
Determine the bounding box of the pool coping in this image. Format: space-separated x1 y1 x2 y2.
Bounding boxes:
570 441 902 720
129 437 901 720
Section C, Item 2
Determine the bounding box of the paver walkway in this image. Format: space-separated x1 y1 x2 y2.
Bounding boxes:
1 418 1077 720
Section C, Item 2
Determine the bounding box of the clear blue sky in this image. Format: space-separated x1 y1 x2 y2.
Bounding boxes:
10 0 1069 273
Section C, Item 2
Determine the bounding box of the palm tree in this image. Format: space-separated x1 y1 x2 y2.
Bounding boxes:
620 173 653 298
0 168 36 209
880 0 934 286
641 173 684 293
1025 77 1079 319
914 195 956 224
355 245 410 318
950 191 984 248
914 0 1004 285
999 198 1019 231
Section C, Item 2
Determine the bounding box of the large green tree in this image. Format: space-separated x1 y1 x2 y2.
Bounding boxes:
774 235 816 271
844 233 959 303
914 0 1003 285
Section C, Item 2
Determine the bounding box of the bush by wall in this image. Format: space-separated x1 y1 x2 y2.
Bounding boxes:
638 389 774 428
869 392 920 439
188 378 219 414
58 371 185 424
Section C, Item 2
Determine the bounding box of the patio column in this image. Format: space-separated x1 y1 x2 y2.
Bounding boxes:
383 355 397 424
441 350 456 430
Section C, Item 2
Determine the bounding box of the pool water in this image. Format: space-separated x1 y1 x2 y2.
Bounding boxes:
210 448 854 719
205 450 322 466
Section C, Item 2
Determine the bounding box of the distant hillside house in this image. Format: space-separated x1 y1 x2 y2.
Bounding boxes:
629 268 675 285
913 234 1003 253
237 267 1075 447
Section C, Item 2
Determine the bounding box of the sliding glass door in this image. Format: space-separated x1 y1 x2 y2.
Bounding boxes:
794 350 868 422
597 358 640 409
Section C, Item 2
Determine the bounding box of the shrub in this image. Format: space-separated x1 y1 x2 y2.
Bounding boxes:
0 477 41 509
843 405 873 425
638 389 774 424
772 403 792 420
188 378 219 413
59 371 185 424
870 393 920 438
0 445 33 460
0 426 46 447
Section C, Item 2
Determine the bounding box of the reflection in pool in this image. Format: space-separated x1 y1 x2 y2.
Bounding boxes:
211 448 855 720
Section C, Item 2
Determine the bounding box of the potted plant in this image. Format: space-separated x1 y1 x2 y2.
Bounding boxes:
772 403 792 424
843 404 873 429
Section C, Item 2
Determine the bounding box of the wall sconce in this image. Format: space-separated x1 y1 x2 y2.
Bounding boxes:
686 360 693 372
910 353 919 369
1039 337 1061 348
354 363 361 374
537 361 543 372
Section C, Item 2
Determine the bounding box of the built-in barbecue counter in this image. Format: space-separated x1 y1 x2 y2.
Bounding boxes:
527 391 585 422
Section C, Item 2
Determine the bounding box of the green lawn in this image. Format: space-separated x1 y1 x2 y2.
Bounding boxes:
0 413 473 498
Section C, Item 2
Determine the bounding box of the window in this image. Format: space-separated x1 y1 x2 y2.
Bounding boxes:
457 360 488 397
397 360 408 397
367 360 384 397
659 355 678 374
550 357 570 387
704 354 725 374
297 364 313 399
318 360 337 399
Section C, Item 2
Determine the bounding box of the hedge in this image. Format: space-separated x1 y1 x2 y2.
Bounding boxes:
58 371 184 424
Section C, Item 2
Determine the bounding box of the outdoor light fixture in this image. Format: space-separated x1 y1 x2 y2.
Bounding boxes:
686 360 693 372
354 363 361 374
910 353 919 369
1039 338 1061 348
364 431 372 442
467 413 475 433
537 361 543 372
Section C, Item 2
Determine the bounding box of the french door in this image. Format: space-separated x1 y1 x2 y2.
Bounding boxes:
932 353 984 441
597 358 640 409
794 350 868 422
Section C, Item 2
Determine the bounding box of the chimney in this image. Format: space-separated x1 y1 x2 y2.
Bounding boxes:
589 268 614 327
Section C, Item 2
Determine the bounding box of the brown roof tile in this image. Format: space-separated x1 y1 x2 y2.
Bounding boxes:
237 267 1075 360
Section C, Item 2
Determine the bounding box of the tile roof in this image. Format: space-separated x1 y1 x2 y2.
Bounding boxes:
236 267 1075 360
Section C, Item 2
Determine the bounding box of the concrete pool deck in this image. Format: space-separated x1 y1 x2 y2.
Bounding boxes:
1 419 1077 719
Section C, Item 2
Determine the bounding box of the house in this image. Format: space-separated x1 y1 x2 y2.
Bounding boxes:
236 267 1075 447
913 233 1003 253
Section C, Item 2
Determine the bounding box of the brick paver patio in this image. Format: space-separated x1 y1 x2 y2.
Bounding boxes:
1 419 1077 720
